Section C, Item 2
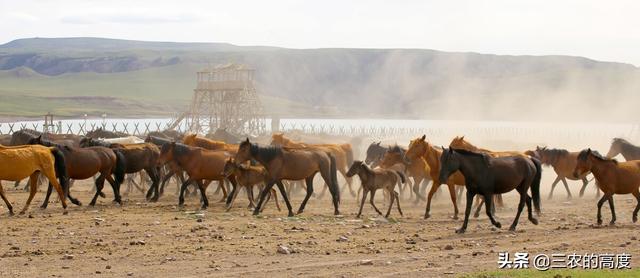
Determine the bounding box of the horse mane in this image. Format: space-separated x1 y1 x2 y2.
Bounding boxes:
451 147 490 164
388 145 404 154
248 142 282 163
578 149 618 164
172 142 195 157
537 147 569 165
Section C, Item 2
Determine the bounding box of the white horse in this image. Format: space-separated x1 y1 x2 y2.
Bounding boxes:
101 136 144 144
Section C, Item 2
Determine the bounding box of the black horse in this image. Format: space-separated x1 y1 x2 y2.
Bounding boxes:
439 148 542 233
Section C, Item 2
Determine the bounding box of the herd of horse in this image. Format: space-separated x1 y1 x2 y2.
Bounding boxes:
1 128 640 234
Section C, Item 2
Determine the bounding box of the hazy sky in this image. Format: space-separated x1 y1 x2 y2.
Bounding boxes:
2 0 640 65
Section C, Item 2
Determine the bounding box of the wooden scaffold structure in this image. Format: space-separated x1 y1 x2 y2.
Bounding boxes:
168 63 266 136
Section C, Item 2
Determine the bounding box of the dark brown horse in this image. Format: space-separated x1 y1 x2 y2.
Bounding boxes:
606 138 640 161
28 135 126 207
574 149 640 225
85 128 129 139
525 146 594 199
439 148 541 233
144 135 188 197
235 138 340 216
79 137 162 202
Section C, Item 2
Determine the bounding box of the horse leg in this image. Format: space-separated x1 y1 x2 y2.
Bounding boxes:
446 183 459 219
457 189 476 234
596 193 608 225
548 176 561 200
297 176 315 215
225 181 239 210
275 181 294 216
64 179 81 206
561 178 572 199
395 191 403 216
40 183 54 209
369 189 383 215
579 176 589 197
159 170 175 197
632 190 640 223
509 190 527 231
483 193 501 229
0 182 14 215
357 189 368 218
473 196 484 218
89 174 106 206
104 175 122 205
253 181 274 216
178 179 193 208
20 173 40 214
424 182 440 219
385 189 395 218
270 187 281 211
607 194 616 225
194 180 208 210
412 177 425 204
342 170 356 197
149 167 161 202
525 195 538 225
217 179 228 203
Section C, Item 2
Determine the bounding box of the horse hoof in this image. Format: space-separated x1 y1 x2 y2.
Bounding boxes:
424 214 431 219
494 222 502 228
200 206 208 210
609 221 616 226
455 228 466 234
530 218 539 225
356 214 361 219
508 226 516 232
252 211 260 216
19 211 26 215
39 205 47 210
99 192 106 198
473 213 480 218
62 210 68 215
597 219 603 226
633 216 638 223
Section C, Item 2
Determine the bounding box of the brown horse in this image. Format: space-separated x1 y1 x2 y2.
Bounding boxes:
28 135 126 207
347 161 404 218
159 142 235 209
0 144 68 215
79 138 162 202
85 128 129 139
182 134 239 200
606 138 640 161
574 149 640 225
405 135 464 219
235 138 340 216
222 159 280 212
270 133 355 197
525 146 594 199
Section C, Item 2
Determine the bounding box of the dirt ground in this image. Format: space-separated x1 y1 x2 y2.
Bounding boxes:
0 178 639 278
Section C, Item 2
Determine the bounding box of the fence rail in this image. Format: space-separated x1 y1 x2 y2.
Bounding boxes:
1 119 639 148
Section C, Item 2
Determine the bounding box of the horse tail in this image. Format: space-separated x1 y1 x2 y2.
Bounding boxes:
395 170 407 184
113 150 126 185
342 144 354 166
50 147 69 194
530 157 542 214
328 152 340 204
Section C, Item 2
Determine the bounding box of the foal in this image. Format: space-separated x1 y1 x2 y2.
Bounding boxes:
574 149 640 225
347 161 405 218
222 159 281 212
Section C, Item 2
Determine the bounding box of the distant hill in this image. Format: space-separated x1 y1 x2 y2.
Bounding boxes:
1 37 639 121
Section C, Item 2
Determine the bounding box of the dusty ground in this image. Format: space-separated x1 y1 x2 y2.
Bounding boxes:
0 179 639 278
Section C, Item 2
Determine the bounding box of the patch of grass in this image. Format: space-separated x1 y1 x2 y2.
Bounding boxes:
462 268 640 278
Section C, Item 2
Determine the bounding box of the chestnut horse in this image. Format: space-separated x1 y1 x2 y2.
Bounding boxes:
270 133 355 197
574 149 640 225
235 138 340 216
405 135 464 219
28 135 126 207
440 148 541 233
525 146 594 199
379 145 430 203
182 134 239 200
0 144 68 215
159 142 235 209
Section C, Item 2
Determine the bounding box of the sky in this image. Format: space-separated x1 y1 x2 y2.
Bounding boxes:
2 0 640 65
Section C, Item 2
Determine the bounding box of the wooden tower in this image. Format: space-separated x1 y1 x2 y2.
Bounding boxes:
170 64 266 135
